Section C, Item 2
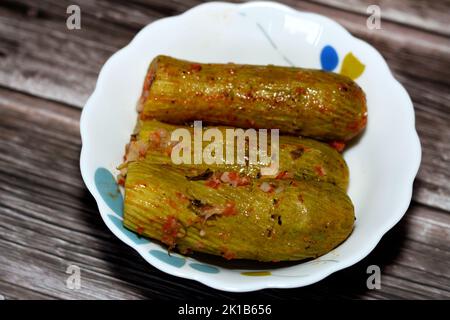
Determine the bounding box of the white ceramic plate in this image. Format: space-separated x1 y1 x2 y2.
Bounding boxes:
80 1 421 292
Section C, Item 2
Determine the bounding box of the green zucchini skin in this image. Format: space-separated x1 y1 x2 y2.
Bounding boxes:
123 162 354 262
138 55 367 142
125 120 349 190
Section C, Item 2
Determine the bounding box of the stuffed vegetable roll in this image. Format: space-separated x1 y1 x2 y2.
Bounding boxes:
123 162 354 262
138 55 367 142
118 120 349 190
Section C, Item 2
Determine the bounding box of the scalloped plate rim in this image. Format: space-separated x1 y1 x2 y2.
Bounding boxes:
80 1 421 292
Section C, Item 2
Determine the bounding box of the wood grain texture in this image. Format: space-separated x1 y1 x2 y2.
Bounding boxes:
0 87 449 300
307 0 450 36
0 0 449 300
1 0 449 105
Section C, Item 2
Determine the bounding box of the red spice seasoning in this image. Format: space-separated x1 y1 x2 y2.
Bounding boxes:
329 141 346 152
314 165 326 177
222 201 237 216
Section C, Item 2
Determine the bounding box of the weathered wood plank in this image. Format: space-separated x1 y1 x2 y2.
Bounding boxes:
0 279 56 300
0 0 449 106
0 88 448 299
307 0 450 36
0 0 134 107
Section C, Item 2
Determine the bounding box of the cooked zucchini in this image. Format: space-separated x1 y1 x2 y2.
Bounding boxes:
138 55 367 141
120 120 349 190
123 162 354 262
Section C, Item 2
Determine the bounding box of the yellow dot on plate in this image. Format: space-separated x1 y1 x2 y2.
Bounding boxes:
340 53 365 80
241 271 271 276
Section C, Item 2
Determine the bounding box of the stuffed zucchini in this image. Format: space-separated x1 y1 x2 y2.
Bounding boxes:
138 55 367 142
118 120 349 190
123 161 355 262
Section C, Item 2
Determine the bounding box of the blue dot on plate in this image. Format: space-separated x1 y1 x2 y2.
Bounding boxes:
108 214 149 245
95 167 123 217
189 263 220 274
150 249 186 268
320 45 339 71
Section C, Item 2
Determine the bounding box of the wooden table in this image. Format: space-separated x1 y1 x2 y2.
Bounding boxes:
0 0 449 300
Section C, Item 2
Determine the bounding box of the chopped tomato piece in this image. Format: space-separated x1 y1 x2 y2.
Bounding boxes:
149 131 161 145
220 171 250 187
161 216 182 246
222 250 236 260
314 165 326 176
175 192 188 201
236 176 250 186
329 141 346 152
117 175 125 186
275 170 294 180
222 201 237 216
205 178 221 189
190 63 202 72
166 199 178 209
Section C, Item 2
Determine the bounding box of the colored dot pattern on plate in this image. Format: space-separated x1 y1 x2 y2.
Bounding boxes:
95 167 123 217
149 249 186 268
340 52 365 80
189 263 220 274
320 45 365 79
320 45 339 71
241 271 272 277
